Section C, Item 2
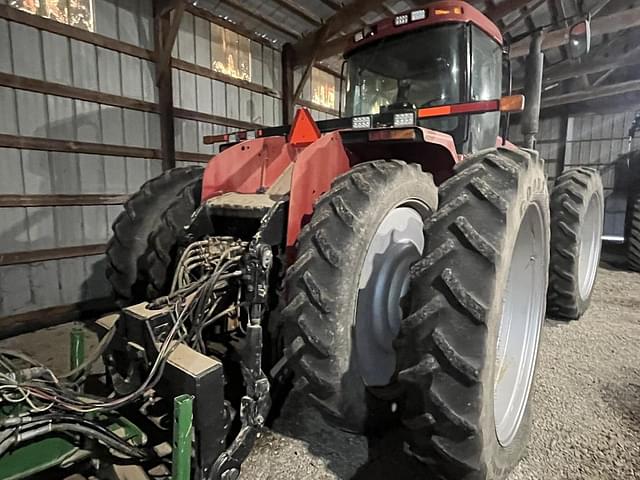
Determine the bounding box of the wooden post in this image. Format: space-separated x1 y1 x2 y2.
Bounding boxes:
282 43 295 124
154 3 182 171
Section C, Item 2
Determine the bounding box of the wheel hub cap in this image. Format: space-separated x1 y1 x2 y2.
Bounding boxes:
578 194 602 300
355 205 426 386
494 203 546 446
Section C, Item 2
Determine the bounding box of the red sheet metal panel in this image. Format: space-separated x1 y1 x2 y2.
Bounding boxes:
287 131 351 246
200 136 293 201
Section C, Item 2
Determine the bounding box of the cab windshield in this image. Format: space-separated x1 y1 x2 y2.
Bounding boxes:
344 23 465 133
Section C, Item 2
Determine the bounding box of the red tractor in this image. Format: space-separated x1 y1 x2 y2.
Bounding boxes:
100 2 603 479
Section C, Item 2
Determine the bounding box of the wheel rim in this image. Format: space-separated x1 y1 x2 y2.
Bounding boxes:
494 203 546 447
355 201 429 387
578 194 602 300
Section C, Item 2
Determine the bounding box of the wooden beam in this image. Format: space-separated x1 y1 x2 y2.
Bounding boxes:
0 244 106 267
292 0 390 66
155 0 186 86
503 0 546 33
0 5 152 61
542 79 640 108
175 151 212 163
513 53 640 89
510 6 640 58
155 4 179 170
292 23 333 106
0 194 129 207
0 133 211 162
173 108 261 131
171 58 279 98
318 0 343 10
484 0 534 21
271 0 322 26
0 133 160 158
0 72 156 113
591 43 640 86
282 43 295 123
0 72 260 131
0 298 115 339
296 98 339 117
155 0 183 18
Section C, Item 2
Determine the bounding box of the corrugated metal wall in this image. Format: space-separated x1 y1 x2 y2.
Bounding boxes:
171 9 285 163
565 111 640 189
0 0 159 317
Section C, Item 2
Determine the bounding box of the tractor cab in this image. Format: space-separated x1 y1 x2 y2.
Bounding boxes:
343 1 505 153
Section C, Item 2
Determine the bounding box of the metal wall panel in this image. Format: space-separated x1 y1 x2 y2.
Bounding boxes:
170 11 285 152
0 0 160 317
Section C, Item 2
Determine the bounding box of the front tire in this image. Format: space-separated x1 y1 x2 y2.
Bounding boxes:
547 168 603 319
283 160 438 433
398 148 550 479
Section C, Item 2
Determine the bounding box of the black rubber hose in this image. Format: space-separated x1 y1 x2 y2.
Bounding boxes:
0 418 151 459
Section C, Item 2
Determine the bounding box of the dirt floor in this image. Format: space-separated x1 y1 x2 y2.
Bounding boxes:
1 249 639 479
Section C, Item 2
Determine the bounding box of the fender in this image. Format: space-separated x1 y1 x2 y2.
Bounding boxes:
342 127 460 184
201 136 294 201
287 131 350 246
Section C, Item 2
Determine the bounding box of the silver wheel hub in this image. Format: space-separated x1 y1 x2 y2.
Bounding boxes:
494 204 546 446
355 204 428 387
578 194 602 300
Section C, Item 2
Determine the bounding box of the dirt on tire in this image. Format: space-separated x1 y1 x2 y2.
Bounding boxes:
283 160 438 433
547 167 603 319
141 178 203 299
397 148 550 480
105 167 203 304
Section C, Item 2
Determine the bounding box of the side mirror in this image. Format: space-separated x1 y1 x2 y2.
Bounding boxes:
568 19 591 59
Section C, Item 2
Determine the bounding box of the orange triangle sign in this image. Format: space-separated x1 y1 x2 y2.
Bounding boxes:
289 108 321 147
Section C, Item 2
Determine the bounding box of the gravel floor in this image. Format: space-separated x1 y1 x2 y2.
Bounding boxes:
2 255 639 479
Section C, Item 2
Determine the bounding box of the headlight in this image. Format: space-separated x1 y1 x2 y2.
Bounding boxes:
352 116 372 129
411 9 426 21
394 14 409 26
393 112 416 127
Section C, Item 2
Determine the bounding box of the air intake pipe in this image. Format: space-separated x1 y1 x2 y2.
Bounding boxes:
521 31 544 149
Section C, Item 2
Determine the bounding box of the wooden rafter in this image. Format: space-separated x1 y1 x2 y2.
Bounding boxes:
484 0 534 21
513 52 640 89
502 0 546 33
292 0 390 66
543 79 640 108
270 0 322 26
319 0 344 10
510 6 640 58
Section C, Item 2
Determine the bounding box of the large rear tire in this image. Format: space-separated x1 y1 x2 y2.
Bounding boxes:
547 168 603 319
141 178 203 299
398 148 549 479
106 167 203 304
283 160 438 433
627 195 640 271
